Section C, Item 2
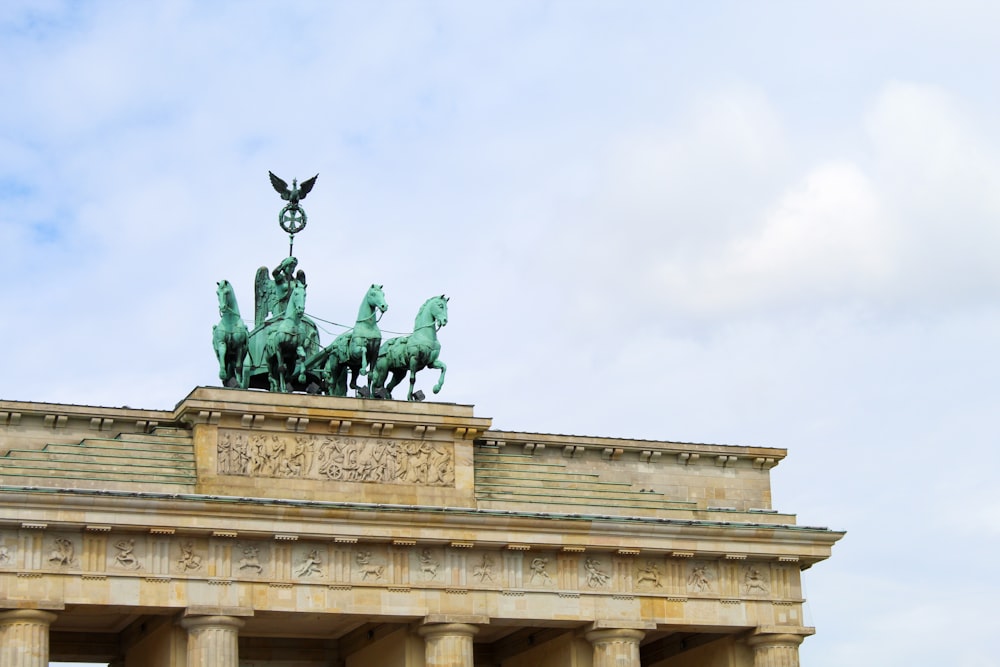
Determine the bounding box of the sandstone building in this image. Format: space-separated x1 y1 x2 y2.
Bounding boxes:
0 387 841 666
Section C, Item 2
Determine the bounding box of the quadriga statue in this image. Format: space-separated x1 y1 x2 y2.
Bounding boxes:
370 295 449 401
307 284 389 397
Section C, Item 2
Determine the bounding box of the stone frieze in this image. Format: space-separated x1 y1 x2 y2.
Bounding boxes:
216 430 455 487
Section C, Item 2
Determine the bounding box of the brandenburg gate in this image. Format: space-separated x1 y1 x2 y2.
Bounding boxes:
0 388 841 666
0 174 841 665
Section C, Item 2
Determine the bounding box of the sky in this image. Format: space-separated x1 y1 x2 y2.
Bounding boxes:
1 2 997 666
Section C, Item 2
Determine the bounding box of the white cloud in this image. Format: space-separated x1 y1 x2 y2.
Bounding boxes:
653 161 891 314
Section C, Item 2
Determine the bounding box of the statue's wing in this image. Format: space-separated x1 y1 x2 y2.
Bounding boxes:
298 174 318 200
254 266 273 328
268 171 291 200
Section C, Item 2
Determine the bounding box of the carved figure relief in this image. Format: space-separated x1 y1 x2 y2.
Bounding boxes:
238 545 264 574
584 558 610 588
530 557 553 585
0 546 11 565
636 560 663 588
294 549 323 578
48 538 76 566
473 554 495 583
419 548 440 580
687 563 714 593
177 542 203 571
217 430 454 487
743 565 770 595
112 539 141 570
356 551 384 581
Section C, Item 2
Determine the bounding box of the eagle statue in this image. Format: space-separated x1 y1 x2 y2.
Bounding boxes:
269 171 318 207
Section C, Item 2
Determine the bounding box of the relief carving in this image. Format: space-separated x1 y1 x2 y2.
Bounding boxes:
584 557 610 588
238 544 264 574
418 548 440 580
48 538 76 566
217 430 454 487
177 542 203 572
0 546 11 565
112 539 141 570
743 565 770 595
356 551 384 580
686 562 715 593
473 554 495 583
294 549 324 578
636 560 663 588
529 557 553 585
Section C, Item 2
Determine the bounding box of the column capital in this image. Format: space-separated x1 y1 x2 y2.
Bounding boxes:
585 627 646 645
179 615 246 632
746 626 814 648
417 622 480 640
0 610 58 627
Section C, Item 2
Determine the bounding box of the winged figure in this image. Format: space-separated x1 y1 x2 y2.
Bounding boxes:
269 171 318 206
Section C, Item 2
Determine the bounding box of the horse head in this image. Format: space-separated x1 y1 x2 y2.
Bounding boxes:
427 294 449 329
285 282 306 320
217 280 240 318
365 284 388 318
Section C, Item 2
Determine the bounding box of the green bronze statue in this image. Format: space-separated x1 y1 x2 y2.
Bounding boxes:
269 172 318 254
263 280 309 393
209 172 454 401
212 280 249 387
308 284 388 397
236 257 321 391
371 295 449 401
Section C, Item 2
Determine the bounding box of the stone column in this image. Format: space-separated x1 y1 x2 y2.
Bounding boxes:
0 609 58 667
585 628 645 667
418 622 479 667
180 614 245 667
746 632 807 667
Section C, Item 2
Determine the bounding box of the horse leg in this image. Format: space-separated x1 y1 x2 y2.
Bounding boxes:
385 369 405 399
407 357 421 401
431 358 447 394
216 338 228 381
294 345 306 384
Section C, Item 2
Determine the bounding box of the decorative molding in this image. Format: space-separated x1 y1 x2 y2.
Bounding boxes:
85 525 112 533
212 531 238 538
90 417 114 431
194 411 220 425
677 452 699 465
329 419 352 434
285 417 309 432
42 414 67 429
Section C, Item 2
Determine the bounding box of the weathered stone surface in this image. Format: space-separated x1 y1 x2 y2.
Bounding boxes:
0 388 841 666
